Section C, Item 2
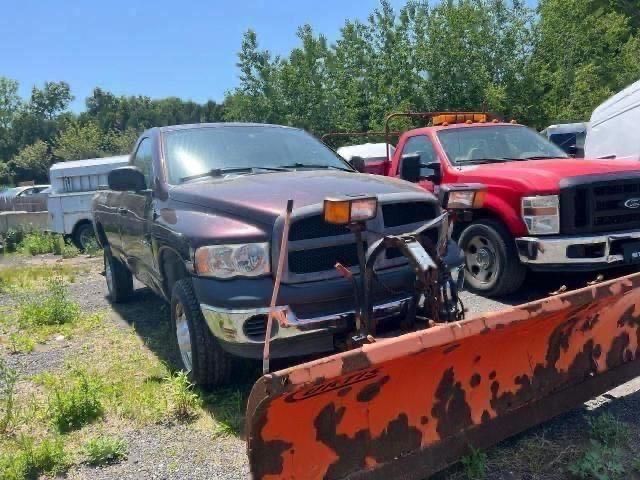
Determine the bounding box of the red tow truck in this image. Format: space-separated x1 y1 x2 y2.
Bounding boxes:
330 112 640 296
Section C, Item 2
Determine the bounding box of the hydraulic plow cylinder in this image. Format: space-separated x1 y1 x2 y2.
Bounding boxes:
246 272 640 480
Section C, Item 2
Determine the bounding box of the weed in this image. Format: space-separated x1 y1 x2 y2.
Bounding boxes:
6 333 35 353
165 371 200 420
0 264 80 292
587 413 630 447
83 435 127 465
83 237 101 257
0 358 18 433
568 439 625 480
61 243 80 258
48 370 103 433
0 436 68 480
2 228 25 253
17 276 80 326
461 447 487 479
18 231 59 256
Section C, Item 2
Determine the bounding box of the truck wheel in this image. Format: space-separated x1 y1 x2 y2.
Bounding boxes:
458 219 526 297
104 249 133 303
171 278 233 387
73 222 96 251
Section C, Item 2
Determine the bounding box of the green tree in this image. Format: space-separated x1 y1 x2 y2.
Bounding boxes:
0 77 21 130
53 121 105 160
30 81 74 120
12 140 51 181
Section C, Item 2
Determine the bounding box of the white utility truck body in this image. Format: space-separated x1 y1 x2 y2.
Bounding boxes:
48 155 128 248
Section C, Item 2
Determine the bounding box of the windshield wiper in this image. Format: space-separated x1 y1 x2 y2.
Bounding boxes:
180 166 288 183
279 163 352 172
503 156 568 161
456 158 511 165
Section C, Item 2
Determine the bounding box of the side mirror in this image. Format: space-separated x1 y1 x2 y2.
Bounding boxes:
108 166 147 192
425 161 442 183
349 156 366 173
399 154 422 183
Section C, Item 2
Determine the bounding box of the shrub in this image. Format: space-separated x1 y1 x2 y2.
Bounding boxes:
18 231 58 256
568 439 625 479
83 436 127 465
0 358 18 433
2 228 25 253
0 436 68 480
165 371 200 419
587 413 630 447
461 447 487 480
83 237 101 257
48 370 103 433
18 276 80 326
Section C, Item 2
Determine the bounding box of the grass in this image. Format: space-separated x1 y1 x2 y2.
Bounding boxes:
18 231 64 256
165 371 201 420
0 436 69 480
82 435 127 465
0 358 18 434
48 369 104 433
17 276 81 327
0 263 80 294
461 447 487 479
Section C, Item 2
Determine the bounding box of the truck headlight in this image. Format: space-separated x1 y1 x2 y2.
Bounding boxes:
522 195 560 235
194 243 270 278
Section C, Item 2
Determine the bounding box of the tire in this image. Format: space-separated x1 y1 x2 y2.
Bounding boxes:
171 278 233 387
104 249 133 303
73 222 96 251
458 219 526 297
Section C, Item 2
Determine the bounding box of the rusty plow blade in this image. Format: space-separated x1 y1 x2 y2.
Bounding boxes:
246 273 640 479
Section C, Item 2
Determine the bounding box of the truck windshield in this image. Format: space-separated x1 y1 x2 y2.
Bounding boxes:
164 126 352 184
437 125 569 165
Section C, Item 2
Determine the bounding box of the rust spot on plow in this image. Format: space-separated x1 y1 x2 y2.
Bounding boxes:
341 352 372 374
443 343 461 354
470 373 481 388
431 368 473 438
356 375 390 402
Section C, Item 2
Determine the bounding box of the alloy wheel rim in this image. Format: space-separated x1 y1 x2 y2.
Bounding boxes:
175 303 193 372
465 235 499 284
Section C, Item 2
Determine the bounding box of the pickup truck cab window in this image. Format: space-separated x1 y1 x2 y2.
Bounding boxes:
132 137 153 185
164 126 352 184
402 135 439 177
437 125 568 164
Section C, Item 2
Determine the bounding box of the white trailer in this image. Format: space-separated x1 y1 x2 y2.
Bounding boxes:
585 78 640 160
48 155 129 249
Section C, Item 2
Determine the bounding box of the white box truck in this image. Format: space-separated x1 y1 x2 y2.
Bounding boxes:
48 155 129 249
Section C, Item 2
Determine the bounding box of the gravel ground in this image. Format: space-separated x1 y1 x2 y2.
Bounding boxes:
3 254 640 479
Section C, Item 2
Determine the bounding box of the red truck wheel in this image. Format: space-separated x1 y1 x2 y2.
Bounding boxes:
171 279 234 387
459 219 526 297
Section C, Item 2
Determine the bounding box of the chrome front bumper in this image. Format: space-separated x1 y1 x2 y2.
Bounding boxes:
200 297 410 348
516 229 640 267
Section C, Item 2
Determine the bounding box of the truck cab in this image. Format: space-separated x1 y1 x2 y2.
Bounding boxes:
362 112 640 296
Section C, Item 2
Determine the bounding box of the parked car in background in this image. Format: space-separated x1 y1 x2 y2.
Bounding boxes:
48 156 128 249
585 78 640 160
338 112 640 296
92 123 457 386
0 184 50 212
541 122 587 157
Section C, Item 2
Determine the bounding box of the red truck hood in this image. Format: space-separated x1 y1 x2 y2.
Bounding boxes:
169 170 429 225
455 158 640 193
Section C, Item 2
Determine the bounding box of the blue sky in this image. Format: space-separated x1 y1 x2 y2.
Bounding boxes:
1 0 536 111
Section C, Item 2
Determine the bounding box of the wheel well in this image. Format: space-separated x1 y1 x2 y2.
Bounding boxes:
160 248 189 298
452 209 500 241
72 219 92 236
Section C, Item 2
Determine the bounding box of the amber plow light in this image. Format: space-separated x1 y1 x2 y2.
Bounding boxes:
323 196 378 225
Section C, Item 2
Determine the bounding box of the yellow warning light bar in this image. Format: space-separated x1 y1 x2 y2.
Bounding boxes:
432 113 488 126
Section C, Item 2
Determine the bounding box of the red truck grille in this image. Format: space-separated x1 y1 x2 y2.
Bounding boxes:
560 173 640 234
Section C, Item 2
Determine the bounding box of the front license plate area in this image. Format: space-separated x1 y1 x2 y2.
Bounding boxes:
622 241 640 264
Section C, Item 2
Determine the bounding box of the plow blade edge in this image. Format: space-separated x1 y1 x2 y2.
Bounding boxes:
246 273 640 480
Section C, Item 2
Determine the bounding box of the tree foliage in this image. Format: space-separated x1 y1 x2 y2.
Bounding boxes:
1 0 639 183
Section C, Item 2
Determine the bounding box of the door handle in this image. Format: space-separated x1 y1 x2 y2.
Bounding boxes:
118 208 128 216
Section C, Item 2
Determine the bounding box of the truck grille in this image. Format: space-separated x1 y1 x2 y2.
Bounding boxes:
561 174 640 234
285 200 441 278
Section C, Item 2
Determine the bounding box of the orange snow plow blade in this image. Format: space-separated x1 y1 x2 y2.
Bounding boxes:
246 272 640 479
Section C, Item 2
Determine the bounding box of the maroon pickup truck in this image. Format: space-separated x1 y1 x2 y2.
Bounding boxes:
92 123 458 386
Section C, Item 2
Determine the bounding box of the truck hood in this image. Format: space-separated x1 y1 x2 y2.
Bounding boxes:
168 170 429 225
455 157 640 193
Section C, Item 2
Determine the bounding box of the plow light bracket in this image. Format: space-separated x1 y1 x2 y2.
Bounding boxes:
323 195 378 225
439 183 487 210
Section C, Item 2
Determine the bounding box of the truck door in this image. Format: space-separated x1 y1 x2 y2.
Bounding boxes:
397 135 440 193
120 138 158 289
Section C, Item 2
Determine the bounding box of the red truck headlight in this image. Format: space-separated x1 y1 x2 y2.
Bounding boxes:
194 242 270 278
522 195 560 235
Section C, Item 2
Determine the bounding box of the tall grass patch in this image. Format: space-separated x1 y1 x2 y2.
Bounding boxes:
48 370 104 433
17 276 80 327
